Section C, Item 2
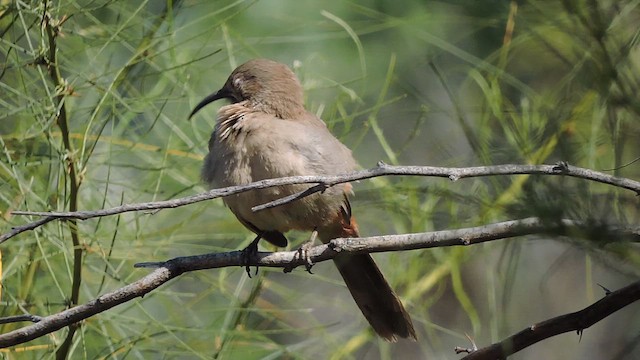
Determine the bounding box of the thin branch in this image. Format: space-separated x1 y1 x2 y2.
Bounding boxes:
1 217 57 243
251 161 640 211
41 5 83 358
0 266 174 348
0 217 637 348
461 279 640 360
5 162 640 244
0 314 43 325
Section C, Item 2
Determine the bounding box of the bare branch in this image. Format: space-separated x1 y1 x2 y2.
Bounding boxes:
251 161 640 211
461 280 640 360
0 217 57 244
5 162 640 244
0 314 43 325
0 217 637 348
0 267 174 348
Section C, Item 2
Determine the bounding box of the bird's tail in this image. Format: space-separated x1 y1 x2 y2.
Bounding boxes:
320 217 416 341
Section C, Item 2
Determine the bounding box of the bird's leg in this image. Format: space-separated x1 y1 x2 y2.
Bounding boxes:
284 229 317 274
241 234 262 277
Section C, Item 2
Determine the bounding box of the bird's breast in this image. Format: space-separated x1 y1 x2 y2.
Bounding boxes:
203 108 350 234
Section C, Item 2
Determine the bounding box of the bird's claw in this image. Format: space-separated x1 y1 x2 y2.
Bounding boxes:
298 242 315 273
241 235 261 277
284 230 317 274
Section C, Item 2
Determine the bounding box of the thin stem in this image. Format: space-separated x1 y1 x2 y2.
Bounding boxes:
41 4 83 358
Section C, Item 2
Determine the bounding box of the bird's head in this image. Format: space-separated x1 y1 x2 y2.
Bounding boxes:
189 59 305 119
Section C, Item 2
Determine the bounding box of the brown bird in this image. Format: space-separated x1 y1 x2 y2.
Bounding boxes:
190 59 416 341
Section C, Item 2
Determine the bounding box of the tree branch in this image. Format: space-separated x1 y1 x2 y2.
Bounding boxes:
0 314 43 325
0 217 637 348
5 162 640 244
460 279 640 360
1 217 58 244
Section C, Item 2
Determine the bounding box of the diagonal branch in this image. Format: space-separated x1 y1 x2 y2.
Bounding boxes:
1 217 58 243
460 279 640 360
0 217 637 348
4 162 640 244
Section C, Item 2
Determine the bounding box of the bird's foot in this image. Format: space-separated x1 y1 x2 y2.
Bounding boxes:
284 230 317 274
241 235 262 278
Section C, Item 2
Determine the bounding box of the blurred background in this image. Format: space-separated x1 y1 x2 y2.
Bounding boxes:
1 0 639 358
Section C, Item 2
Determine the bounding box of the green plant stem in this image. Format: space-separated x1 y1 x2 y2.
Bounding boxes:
41 6 83 359
213 276 265 359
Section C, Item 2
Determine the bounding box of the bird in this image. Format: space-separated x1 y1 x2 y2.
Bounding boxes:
189 58 416 341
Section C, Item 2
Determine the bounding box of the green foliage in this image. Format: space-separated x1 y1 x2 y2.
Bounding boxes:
1 0 639 358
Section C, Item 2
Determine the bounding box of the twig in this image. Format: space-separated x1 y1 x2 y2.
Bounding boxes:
251 161 640 211
1 217 58 243
0 217 637 348
5 162 640 244
461 280 640 360
0 314 43 325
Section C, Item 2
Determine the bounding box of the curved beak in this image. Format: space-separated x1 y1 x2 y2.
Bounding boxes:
188 87 232 119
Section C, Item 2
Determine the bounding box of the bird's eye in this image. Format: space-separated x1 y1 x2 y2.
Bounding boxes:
233 77 243 88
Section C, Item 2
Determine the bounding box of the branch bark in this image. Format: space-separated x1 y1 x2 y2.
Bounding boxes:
461 280 640 360
0 217 637 348
4 162 640 243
